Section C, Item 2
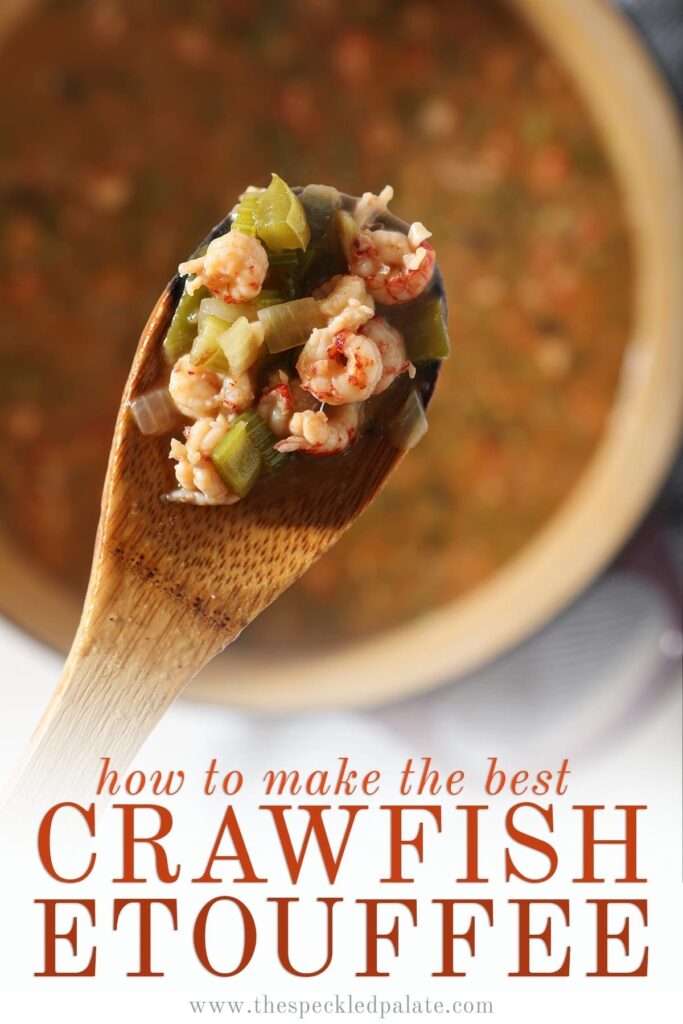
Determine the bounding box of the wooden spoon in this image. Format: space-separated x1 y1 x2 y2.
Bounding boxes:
4 193 443 816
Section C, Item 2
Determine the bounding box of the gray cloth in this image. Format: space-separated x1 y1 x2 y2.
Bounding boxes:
611 0 683 106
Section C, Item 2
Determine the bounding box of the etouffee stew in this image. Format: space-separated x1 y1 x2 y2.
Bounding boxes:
136 179 448 505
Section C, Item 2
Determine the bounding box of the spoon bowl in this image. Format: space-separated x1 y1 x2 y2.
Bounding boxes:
4 192 443 813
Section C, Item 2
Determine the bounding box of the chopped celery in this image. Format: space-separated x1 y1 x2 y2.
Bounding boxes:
162 284 208 364
292 246 320 283
254 174 310 251
250 289 282 311
392 298 451 362
266 249 300 269
390 389 429 451
232 192 260 236
264 249 303 300
192 315 264 375
210 410 285 496
299 246 346 291
265 245 340 300
233 410 287 473
218 317 264 376
258 297 326 353
190 315 232 372
210 420 262 497
328 208 359 261
203 347 233 374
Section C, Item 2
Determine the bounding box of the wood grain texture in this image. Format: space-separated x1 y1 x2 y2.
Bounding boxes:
3 198 441 818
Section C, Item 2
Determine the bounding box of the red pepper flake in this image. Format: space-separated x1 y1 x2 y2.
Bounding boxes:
327 331 350 366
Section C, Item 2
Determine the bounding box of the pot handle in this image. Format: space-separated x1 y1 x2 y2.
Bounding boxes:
611 0 683 109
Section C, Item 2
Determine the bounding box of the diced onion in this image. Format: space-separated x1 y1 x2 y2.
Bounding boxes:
407 221 432 248
129 388 178 436
404 246 428 271
198 294 280 331
258 297 326 353
163 489 240 506
390 389 429 451
198 296 245 330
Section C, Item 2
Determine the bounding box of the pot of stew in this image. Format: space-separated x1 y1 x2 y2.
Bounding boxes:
0 0 681 708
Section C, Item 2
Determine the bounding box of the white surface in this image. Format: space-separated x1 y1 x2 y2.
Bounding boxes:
0 571 681 1023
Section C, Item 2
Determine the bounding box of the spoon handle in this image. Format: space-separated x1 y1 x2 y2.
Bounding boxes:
3 563 217 818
